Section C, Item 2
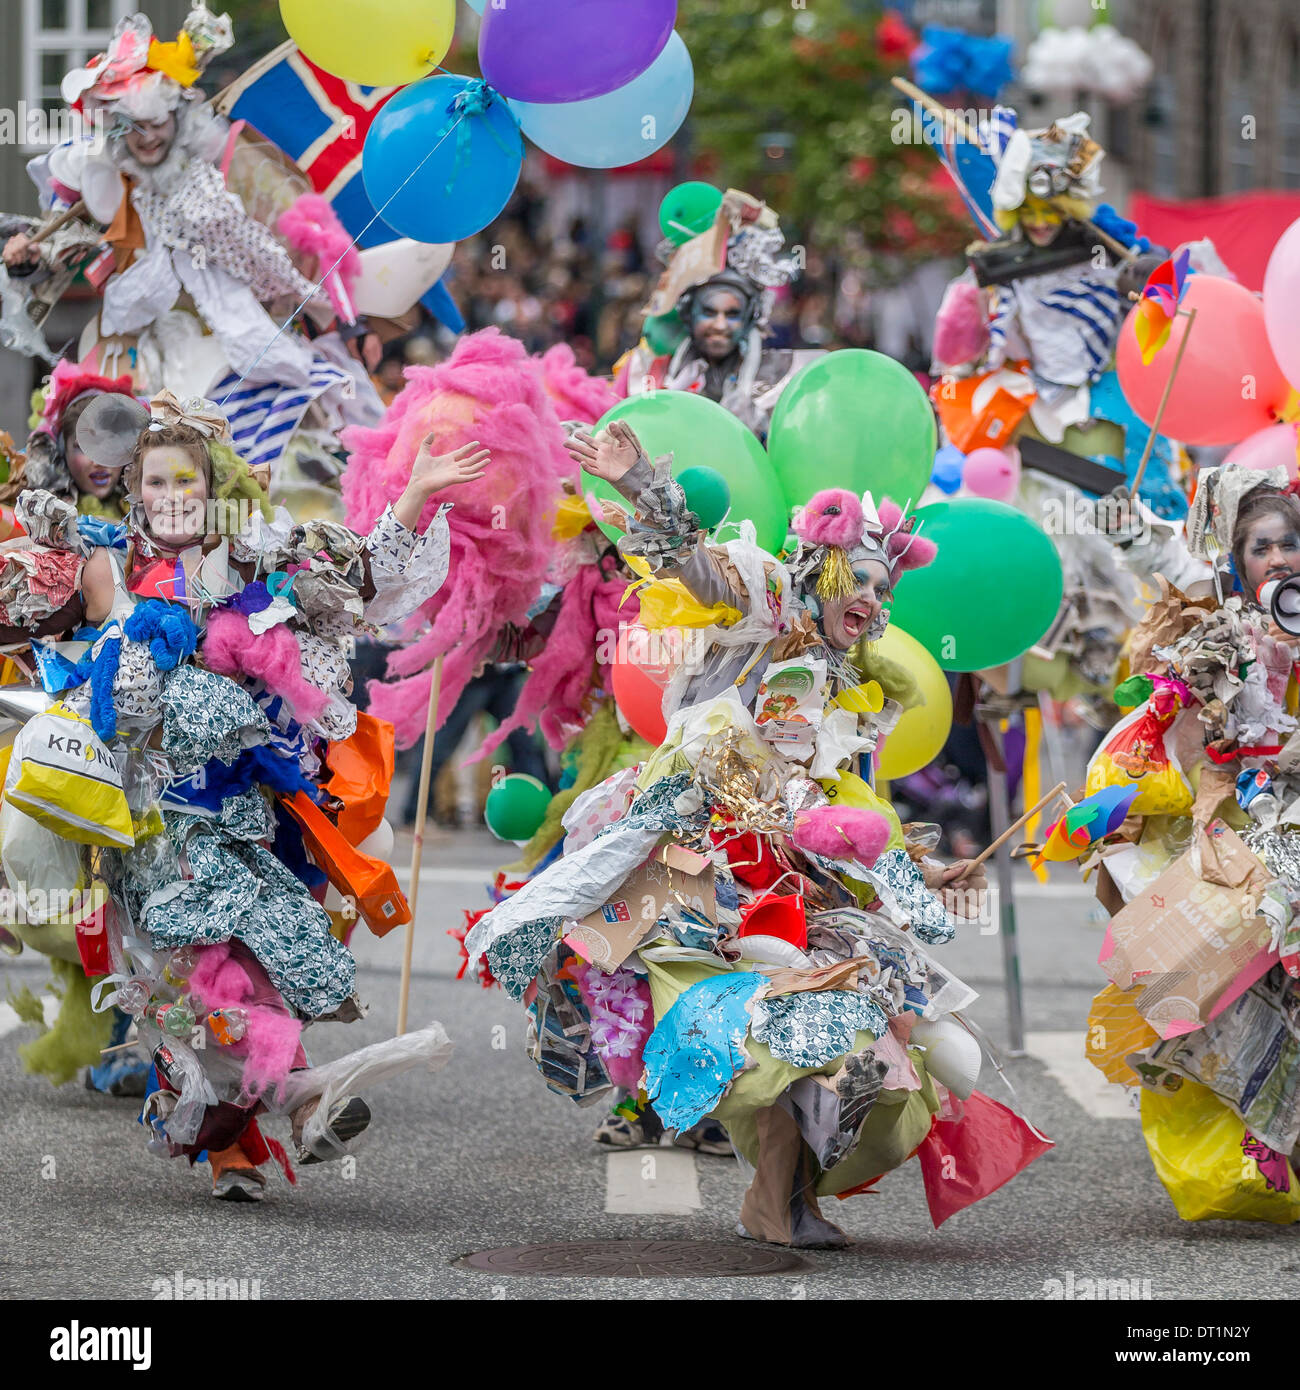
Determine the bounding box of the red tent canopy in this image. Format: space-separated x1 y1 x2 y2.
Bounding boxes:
1128 190 1300 292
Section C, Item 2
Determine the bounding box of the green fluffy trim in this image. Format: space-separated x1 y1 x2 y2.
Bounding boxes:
209 440 274 521
850 641 923 711
16 958 114 1087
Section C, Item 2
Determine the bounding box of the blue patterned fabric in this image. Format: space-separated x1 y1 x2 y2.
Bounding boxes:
750 989 886 1068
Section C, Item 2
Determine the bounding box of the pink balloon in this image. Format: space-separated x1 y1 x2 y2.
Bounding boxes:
1264 216 1300 390
1116 274 1291 446
963 444 1021 501
1223 422 1300 479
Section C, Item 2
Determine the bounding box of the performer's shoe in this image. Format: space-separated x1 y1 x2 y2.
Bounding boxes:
594 1100 664 1149
672 1118 734 1157
209 1145 267 1203
84 1064 150 1099
292 1095 372 1164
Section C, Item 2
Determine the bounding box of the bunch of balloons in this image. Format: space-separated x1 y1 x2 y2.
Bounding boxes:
291 0 694 245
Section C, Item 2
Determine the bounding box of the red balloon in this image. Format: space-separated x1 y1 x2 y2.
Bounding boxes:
611 657 667 745
1116 274 1291 446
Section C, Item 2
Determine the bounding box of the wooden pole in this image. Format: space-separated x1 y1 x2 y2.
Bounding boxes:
396 653 444 1036
957 780 1069 877
1131 306 1198 495
28 200 87 247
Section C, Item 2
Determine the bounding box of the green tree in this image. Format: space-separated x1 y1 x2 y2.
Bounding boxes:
678 0 969 270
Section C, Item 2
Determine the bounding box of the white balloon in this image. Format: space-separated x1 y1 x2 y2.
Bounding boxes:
358 817 395 861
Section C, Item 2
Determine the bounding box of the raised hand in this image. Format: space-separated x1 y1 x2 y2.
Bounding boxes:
411 436 491 494
563 419 644 484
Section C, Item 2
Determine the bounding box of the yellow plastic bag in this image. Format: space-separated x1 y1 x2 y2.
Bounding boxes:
624 556 742 631
1085 704 1192 817
6 703 134 848
1085 982 1159 1084
1140 1081 1300 1224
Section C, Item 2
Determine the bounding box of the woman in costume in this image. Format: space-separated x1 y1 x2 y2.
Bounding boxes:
1 390 483 1200
1072 462 1300 1223
465 421 1055 1248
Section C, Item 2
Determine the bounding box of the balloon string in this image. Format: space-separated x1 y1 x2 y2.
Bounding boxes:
218 108 469 407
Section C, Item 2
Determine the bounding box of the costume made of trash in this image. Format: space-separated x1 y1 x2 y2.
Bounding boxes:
0 389 455 1192
2 6 382 494
1070 463 1300 1223
614 190 821 439
466 442 1052 1246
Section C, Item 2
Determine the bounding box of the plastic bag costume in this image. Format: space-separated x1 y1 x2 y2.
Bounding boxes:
466 450 1052 1245
0 390 454 1189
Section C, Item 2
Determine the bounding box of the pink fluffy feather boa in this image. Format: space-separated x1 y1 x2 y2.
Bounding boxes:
340 328 580 746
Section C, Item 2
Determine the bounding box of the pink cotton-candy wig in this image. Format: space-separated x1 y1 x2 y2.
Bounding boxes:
341 328 578 747
278 193 362 322
792 805 891 868
202 607 329 724
468 552 636 762
534 343 619 425
186 941 305 1099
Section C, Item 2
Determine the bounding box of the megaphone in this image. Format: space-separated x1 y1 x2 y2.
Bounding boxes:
1259 576 1300 635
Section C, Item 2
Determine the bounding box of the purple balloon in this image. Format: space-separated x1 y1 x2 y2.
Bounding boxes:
479 0 677 104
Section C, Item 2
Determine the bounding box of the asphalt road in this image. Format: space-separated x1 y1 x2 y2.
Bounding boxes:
2 828 1296 1302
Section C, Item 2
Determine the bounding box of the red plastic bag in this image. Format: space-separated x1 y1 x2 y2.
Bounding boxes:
74 897 109 977
916 1089 1054 1227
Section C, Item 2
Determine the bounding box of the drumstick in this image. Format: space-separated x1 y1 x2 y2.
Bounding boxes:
955 781 1069 879
29 200 87 246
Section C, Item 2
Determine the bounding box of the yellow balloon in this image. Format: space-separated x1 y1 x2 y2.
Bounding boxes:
870 625 953 780
280 0 456 87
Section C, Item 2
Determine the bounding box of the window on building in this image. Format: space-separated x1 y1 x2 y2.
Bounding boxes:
1145 14 1178 197
1223 23 1257 193
1279 32 1300 190
23 0 134 148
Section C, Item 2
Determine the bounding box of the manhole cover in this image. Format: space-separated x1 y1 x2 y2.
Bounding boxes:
460 1239 808 1278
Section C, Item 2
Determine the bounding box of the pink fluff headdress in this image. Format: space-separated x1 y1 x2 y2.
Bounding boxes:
341 328 577 746
791 488 937 600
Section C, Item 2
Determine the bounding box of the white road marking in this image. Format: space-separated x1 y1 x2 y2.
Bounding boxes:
604 1148 702 1216
0 994 60 1039
1026 1030 1140 1121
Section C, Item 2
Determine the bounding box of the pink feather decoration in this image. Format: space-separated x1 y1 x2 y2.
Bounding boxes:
202 607 329 724
933 278 988 367
186 942 305 1099
341 328 577 747
795 489 865 548
878 498 938 574
792 804 891 868
278 193 362 322
467 554 637 762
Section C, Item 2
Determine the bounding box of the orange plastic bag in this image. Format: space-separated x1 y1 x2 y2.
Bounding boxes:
1085 982 1160 1084
278 792 410 937
932 367 1035 453
323 712 395 845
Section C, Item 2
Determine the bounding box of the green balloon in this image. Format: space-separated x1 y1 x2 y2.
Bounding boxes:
590 392 788 552
886 499 1064 673
485 774 551 842
677 466 731 529
659 181 722 245
643 308 687 356
767 350 936 511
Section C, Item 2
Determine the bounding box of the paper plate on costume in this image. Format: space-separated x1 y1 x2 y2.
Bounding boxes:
464 434 1053 1246
1069 464 1300 1224
0 389 466 1196
4 6 384 508
614 189 822 439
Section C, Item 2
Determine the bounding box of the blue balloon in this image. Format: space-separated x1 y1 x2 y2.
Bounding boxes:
362 74 523 244
931 443 965 495
509 31 692 170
